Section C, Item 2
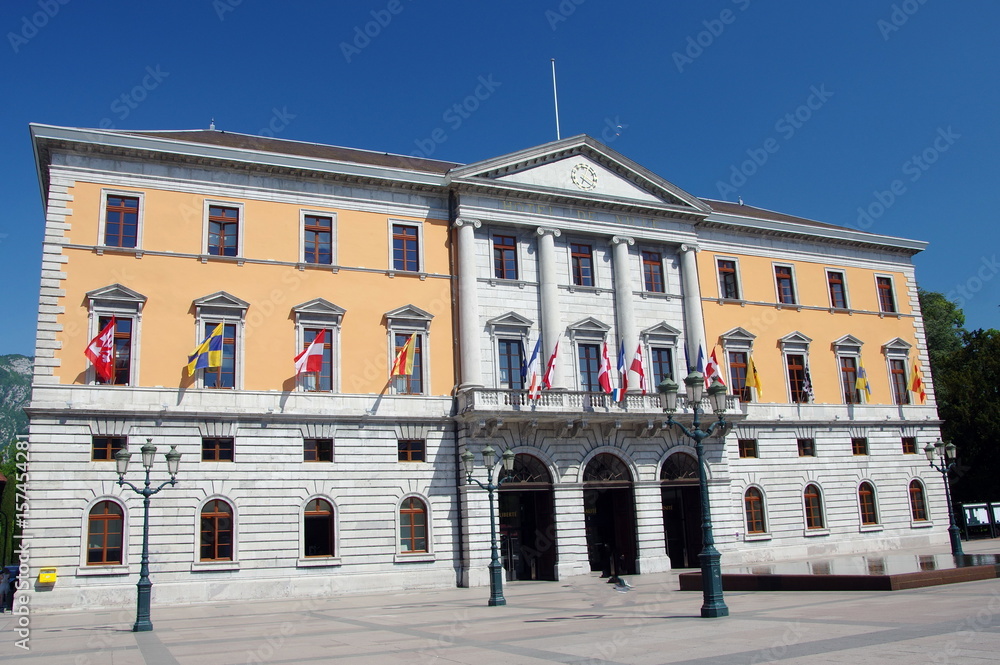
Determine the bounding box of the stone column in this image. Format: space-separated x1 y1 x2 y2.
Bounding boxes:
679 244 707 371
552 484 591 579
536 227 563 389
611 236 638 389
455 218 483 388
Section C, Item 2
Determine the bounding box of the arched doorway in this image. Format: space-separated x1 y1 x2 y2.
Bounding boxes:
498 453 557 581
660 452 703 569
583 453 637 576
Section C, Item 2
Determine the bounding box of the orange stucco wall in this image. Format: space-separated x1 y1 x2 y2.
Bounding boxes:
54 180 455 395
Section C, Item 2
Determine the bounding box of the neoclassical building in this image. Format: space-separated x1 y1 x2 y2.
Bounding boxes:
25 125 945 610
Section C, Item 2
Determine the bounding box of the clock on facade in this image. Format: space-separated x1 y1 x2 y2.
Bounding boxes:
570 163 598 190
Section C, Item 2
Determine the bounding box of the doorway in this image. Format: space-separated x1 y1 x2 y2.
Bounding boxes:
498 453 557 581
661 452 703 569
582 453 637 576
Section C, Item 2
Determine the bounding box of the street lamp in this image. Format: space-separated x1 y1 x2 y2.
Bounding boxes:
115 438 181 632
658 372 730 618
461 444 516 606
924 438 963 556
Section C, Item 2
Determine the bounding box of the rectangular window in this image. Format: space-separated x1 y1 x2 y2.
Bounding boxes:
902 437 917 455
650 347 673 385
728 351 751 402
394 333 423 394
641 251 665 293
104 195 139 248
493 234 518 280
203 322 237 389
797 438 816 457
775 266 796 304
303 214 333 265
827 271 847 309
889 359 910 405
877 277 897 313
738 438 758 458
304 438 333 462
202 437 234 462
497 339 524 389
578 343 601 391
300 328 333 392
392 224 420 272
787 354 808 403
96 316 133 386
91 436 126 461
840 356 861 404
852 437 869 456
571 243 594 287
718 259 740 300
398 439 426 462
208 205 240 257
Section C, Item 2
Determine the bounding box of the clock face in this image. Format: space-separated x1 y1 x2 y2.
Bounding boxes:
570 163 598 190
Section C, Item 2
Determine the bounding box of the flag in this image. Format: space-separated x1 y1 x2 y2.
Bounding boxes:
802 362 814 403
85 316 116 382
630 343 647 394
612 339 628 402
294 329 326 374
745 354 763 398
542 340 559 389
855 357 871 399
186 322 225 376
705 347 725 388
909 360 926 404
598 341 613 394
522 338 542 399
391 333 417 376
695 344 705 374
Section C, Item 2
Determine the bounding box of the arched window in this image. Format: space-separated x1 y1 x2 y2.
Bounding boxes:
304 498 335 557
804 484 824 529
660 453 699 484
400 497 428 553
584 453 632 484
87 501 124 565
744 488 766 534
909 480 928 521
200 499 234 561
859 482 878 525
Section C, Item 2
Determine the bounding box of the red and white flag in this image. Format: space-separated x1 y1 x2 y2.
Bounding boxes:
598 341 613 394
705 346 726 388
543 340 559 390
85 317 116 382
294 329 327 374
630 343 647 395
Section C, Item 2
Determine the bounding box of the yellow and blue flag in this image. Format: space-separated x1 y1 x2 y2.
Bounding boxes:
187 322 225 376
855 357 872 399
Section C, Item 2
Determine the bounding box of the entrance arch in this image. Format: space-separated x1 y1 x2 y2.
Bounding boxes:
660 451 703 569
583 453 637 576
498 453 557 581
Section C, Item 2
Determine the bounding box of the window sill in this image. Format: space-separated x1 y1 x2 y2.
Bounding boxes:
743 532 771 542
76 565 129 577
191 560 240 573
804 528 830 537
297 557 342 568
715 298 746 307
860 524 883 533
199 254 245 266
394 552 435 564
910 520 934 529
298 262 340 274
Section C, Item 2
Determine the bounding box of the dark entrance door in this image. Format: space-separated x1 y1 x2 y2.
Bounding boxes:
582 453 637 576
661 452 703 569
498 453 557 581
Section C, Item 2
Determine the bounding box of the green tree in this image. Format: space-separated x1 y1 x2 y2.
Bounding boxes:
918 289 966 389
0 437 18 566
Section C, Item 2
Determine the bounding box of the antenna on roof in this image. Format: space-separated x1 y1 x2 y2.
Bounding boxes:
738 196 744 205
209 118 216 131
551 59 561 140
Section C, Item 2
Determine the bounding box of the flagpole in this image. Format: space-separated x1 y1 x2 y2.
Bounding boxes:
551 58 561 140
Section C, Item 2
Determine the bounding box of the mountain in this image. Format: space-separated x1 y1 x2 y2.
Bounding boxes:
0 355 32 444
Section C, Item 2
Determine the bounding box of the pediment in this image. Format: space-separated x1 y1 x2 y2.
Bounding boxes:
385 304 433 321
779 331 813 348
567 317 611 338
486 311 533 329
193 291 249 310
86 283 147 304
720 327 756 343
832 334 865 349
293 298 346 317
882 337 912 353
450 135 711 216
641 321 682 338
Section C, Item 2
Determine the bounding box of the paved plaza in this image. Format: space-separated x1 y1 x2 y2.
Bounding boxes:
3 540 999 665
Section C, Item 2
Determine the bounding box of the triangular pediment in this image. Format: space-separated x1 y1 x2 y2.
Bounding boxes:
385 304 433 321
720 327 756 343
882 337 912 352
293 298 346 317
450 135 711 216
832 334 865 349
567 317 611 336
193 291 249 310
486 311 533 329
641 321 682 338
86 283 147 304
779 331 813 348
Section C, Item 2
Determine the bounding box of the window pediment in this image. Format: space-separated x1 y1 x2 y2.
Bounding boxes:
293 298 346 326
567 317 611 340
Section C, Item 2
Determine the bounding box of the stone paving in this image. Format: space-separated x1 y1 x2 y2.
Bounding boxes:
3 539 999 665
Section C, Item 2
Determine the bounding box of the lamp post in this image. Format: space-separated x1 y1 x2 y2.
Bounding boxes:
115 439 181 632
657 372 730 618
461 444 516 606
924 438 963 556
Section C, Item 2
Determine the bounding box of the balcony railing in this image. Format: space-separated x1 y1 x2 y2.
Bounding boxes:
457 387 741 416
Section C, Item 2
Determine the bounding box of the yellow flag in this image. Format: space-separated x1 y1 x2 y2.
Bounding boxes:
745 354 763 398
391 333 417 376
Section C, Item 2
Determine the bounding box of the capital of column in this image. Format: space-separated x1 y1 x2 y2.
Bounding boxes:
454 217 482 229
679 243 700 254
536 227 562 238
611 235 635 247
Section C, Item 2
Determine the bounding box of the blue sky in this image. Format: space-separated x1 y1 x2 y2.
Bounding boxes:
2 0 997 355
